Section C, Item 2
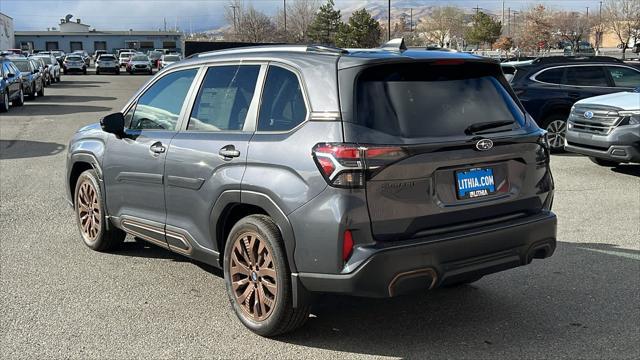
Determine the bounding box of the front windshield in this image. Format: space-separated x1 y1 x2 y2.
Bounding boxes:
37 57 52 65
12 61 31 73
132 56 148 61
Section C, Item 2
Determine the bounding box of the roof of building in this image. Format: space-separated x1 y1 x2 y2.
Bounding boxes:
15 30 181 36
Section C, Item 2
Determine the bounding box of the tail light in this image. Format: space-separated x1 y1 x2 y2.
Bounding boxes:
312 143 407 188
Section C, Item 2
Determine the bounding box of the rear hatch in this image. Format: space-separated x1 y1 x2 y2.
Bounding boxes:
338 59 553 241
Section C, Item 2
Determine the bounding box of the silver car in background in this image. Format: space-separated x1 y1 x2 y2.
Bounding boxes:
565 89 640 166
32 54 61 83
158 54 181 69
96 54 120 75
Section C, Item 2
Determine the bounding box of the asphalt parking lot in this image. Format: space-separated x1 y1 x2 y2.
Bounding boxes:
1 71 639 359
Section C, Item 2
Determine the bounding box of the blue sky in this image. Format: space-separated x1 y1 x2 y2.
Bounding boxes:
2 0 605 31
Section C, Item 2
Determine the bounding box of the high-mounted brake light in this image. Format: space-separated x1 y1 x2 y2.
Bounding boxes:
432 59 465 66
312 143 407 188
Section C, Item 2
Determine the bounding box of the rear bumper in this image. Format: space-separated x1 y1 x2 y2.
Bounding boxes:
297 211 557 298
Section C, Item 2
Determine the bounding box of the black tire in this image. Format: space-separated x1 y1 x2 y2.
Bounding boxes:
115 69 120 75
589 157 620 167
96 68 100 75
442 275 483 288
149 69 153 75
223 215 310 337
74 170 126 251
37 84 44 97
83 68 87 75
0 92 9 112
55 75 61 83
28 85 36 100
541 115 568 153
14 88 24 106
63 69 67 75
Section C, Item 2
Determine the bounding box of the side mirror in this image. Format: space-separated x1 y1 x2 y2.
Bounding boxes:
7 73 15 78
100 112 125 136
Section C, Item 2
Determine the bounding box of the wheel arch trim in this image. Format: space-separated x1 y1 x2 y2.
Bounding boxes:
210 190 298 273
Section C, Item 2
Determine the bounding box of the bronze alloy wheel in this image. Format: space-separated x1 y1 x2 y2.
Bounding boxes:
76 180 101 242
229 231 278 322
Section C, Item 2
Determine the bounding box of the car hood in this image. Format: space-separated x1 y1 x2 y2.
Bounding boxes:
575 91 640 110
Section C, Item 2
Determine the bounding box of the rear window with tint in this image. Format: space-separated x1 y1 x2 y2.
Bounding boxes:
536 68 564 84
355 63 524 138
565 66 608 86
66 56 82 61
100 55 116 60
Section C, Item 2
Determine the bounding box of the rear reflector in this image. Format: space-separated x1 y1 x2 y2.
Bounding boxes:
342 230 354 261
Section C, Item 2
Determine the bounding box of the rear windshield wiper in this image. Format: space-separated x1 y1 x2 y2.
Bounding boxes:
465 120 515 135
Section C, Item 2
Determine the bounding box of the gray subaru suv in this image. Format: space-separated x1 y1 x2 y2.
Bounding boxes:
65 42 557 336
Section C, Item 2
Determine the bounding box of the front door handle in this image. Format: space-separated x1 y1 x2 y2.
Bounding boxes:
219 145 240 159
149 142 166 154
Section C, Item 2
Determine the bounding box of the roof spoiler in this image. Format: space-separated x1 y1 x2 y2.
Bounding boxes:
381 38 407 52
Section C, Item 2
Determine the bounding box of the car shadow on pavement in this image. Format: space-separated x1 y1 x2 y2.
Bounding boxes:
111 238 189 262
0 139 65 160
58 80 109 85
5 104 112 116
611 164 640 177
275 242 640 358
34 95 117 103
49 83 102 88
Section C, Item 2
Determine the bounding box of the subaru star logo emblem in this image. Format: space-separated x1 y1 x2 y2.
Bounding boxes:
584 111 594 119
476 139 493 151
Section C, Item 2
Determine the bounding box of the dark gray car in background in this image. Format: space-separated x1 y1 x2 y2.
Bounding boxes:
65 43 557 336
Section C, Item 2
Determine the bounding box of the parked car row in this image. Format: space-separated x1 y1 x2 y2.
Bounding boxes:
502 56 640 167
0 52 65 112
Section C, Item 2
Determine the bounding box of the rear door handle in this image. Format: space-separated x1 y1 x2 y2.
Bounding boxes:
150 142 166 154
568 92 581 99
219 145 240 159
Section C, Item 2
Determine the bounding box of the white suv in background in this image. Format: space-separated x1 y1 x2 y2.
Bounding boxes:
565 88 640 166
118 52 134 68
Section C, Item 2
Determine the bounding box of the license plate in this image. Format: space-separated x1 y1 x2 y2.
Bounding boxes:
455 167 496 199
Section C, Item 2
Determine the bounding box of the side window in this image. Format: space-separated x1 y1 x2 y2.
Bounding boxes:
607 66 640 87
129 68 197 131
187 65 260 131
536 68 564 84
564 66 608 87
4 63 15 75
257 66 307 132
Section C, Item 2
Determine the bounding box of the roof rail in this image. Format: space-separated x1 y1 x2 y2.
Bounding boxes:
306 45 348 55
381 38 407 52
532 56 623 64
192 44 347 59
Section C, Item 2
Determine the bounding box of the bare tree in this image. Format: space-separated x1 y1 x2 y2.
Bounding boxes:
514 5 553 54
416 6 465 48
604 0 640 59
224 0 276 43
275 0 320 43
552 10 594 54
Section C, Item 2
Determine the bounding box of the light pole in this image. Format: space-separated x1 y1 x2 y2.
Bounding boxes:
230 5 238 38
388 0 391 41
283 0 287 33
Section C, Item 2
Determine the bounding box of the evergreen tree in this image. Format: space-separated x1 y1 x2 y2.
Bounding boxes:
308 0 343 45
465 12 502 49
336 9 382 48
